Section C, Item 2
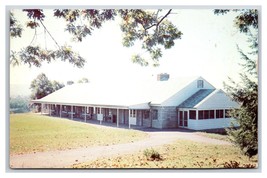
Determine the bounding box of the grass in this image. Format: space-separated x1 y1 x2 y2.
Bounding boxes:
10 113 148 155
72 140 258 169
195 132 230 142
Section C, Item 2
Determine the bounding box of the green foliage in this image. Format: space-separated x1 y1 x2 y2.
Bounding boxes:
10 9 182 68
214 9 258 34
222 161 256 168
10 113 148 154
119 9 182 66
224 59 258 158
10 45 86 68
10 96 30 113
77 77 89 83
220 9 258 158
10 12 22 38
143 148 162 161
30 73 65 100
73 140 257 168
67 80 74 85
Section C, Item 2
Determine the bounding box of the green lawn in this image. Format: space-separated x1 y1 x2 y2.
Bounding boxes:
72 140 258 169
195 132 230 142
10 113 148 155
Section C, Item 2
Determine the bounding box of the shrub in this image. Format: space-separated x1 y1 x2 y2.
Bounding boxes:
223 161 256 168
143 148 162 161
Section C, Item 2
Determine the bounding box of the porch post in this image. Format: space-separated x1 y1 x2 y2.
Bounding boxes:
196 109 198 120
84 106 86 122
71 105 73 120
41 103 43 115
117 109 119 127
60 105 62 118
128 109 131 129
99 107 102 125
49 104 51 116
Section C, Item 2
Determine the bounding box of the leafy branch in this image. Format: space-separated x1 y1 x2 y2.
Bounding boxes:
10 9 182 68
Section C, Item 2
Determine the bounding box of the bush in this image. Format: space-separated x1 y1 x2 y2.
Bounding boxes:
10 95 30 113
143 148 162 161
223 161 256 168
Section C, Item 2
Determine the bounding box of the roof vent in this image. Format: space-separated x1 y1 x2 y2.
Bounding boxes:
157 73 169 81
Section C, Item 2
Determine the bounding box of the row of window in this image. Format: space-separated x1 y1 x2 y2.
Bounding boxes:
129 109 136 117
46 104 232 121
130 110 152 119
189 109 231 120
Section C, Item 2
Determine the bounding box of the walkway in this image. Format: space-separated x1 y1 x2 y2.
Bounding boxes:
9 125 231 169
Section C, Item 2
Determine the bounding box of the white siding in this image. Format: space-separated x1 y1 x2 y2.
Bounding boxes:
188 118 239 130
162 77 215 106
195 89 239 109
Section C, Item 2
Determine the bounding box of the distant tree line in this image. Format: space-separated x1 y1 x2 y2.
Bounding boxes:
10 95 30 113
30 73 65 100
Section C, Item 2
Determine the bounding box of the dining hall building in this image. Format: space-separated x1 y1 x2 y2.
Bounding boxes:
31 74 239 131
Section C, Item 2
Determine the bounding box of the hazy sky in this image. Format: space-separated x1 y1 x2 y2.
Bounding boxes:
10 9 252 96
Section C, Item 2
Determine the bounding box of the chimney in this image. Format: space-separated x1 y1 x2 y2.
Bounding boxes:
157 73 169 81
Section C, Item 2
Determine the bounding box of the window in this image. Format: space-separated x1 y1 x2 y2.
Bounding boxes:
179 111 183 126
198 110 204 120
130 109 136 117
197 110 216 119
152 110 158 120
209 110 215 119
96 107 101 114
184 111 188 127
144 110 150 119
204 110 210 119
197 80 204 88
189 110 196 120
216 110 224 118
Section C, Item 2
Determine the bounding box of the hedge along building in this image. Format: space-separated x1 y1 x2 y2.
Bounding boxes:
31 74 239 130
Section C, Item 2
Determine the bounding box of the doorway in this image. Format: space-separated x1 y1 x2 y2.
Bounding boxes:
179 110 188 127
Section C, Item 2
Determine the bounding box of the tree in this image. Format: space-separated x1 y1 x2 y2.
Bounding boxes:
10 9 182 68
51 80 65 91
215 9 258 158
10 95 30 113
67 80 74 85
30 73 65 100
77 77 89 83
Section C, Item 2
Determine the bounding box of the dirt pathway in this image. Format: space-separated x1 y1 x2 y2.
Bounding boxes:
9 131 231 168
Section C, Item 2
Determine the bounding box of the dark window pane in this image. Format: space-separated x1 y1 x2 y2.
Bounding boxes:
204 110 209 119
179 111 183 126
198 110 204 120
189 110 196 120
184 120 188 127
197 80 204 88
144 110 150 119
209 110 214 119
184 111 188 119
184 111 188 127
179 111 183 119
152 110 158 120
216 110 224 119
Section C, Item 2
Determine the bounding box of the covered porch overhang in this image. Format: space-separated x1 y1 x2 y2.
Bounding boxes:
31 100 151 129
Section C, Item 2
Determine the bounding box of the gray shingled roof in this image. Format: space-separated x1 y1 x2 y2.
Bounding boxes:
178 89 215 108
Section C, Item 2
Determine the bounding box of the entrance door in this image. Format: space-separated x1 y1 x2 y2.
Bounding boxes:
179 110 188 127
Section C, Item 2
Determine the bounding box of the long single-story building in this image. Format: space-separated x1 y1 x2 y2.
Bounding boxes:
31 74 239 130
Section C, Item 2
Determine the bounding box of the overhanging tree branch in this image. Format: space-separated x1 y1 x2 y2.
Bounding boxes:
144 9 172 31
39 20 61 50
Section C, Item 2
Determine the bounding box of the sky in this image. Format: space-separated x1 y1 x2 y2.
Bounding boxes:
9 8 252 96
